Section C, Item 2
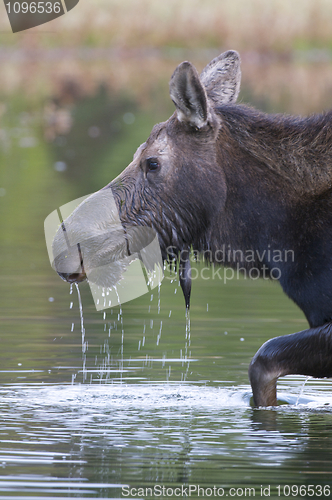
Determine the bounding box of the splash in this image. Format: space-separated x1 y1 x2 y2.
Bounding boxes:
295 376 310 405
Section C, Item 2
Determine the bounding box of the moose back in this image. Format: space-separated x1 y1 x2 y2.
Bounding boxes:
53 50 332 407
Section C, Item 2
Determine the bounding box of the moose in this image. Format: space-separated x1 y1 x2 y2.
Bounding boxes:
53 50 332 407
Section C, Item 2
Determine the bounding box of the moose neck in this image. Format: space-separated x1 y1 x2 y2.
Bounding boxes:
219 104 332 197
208 104 332 269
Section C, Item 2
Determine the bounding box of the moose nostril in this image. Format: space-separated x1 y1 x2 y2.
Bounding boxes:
57 272 87 283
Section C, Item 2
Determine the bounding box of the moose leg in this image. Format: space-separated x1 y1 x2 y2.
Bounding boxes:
248 322 332 407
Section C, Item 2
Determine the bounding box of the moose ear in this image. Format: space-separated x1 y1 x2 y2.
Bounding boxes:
169 61 208 128
200 50 241 106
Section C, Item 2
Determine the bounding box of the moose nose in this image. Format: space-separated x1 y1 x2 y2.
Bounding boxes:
53 241 86 284
57 271 87 283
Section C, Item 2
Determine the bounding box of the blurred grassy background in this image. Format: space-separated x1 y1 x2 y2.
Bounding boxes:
2 0 332 52
0 0 332 112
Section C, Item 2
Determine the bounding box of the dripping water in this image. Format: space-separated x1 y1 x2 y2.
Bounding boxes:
99 310 111 383
156 321 163 346
74 283 87 382
69 283 87 384
114 286 124 382
182 308 191 381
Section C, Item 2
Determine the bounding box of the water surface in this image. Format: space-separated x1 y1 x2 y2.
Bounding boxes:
1 60 332 498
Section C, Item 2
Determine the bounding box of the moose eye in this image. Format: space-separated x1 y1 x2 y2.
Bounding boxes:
146 158 160 172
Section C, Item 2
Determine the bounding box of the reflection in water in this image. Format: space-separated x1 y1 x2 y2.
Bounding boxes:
0 383 332 497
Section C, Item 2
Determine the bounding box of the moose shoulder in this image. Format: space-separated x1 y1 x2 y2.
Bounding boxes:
54 50 332 407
